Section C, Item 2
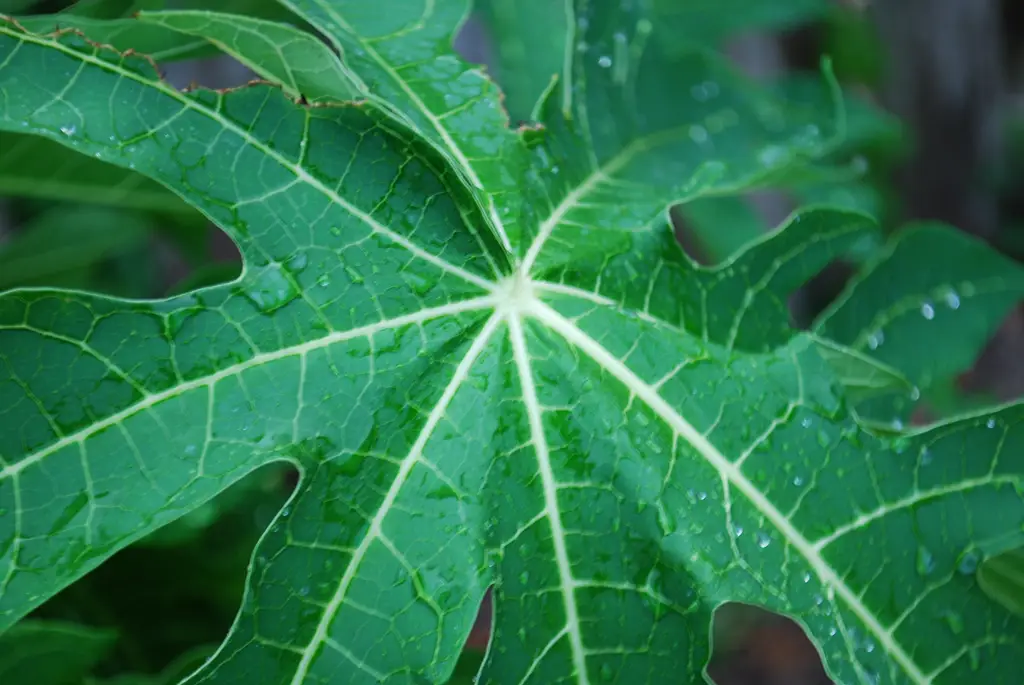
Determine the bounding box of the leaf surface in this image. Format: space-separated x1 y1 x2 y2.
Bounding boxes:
0 6 1022 685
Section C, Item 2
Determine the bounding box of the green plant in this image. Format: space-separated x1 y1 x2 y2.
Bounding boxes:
1 2 1023 684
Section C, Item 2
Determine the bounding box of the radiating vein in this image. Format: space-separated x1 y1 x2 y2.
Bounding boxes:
507 310 590 685
0 23 497 293
524 297 930 685
288 310 504 685
0 295 500 482
290 0 515 254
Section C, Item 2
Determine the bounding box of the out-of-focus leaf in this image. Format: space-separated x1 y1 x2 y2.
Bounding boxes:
815 224 1024 422
473 0 564 123
89 646 217 685
0 133 195 214
0 620 117 685
651 0 829 49
674 196 765 264
979 546 1024 618
167 261 242 296
0 205 152 291
0 0 37 14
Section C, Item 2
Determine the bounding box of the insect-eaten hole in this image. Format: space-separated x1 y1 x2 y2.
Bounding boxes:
708 602 831 685
26 462 296 682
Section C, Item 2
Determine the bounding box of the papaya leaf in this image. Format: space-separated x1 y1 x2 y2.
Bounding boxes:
0 3 1022 685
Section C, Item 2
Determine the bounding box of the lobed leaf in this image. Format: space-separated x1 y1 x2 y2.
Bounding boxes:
0 4 1022 685
816 224 1024 422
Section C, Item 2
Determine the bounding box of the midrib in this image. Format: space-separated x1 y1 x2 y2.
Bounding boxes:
522 296 928 685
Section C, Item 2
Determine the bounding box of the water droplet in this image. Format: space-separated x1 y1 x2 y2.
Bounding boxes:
892 418 904 431
916 545 936 576
945 290 961 309
867 330 884 349
918 448 932 466
986 418 997 429
755 531 771 548
697 491 707 501
299 585 310 596
281 506 291 518
184 444 197 456
732 524 744 537
910 386 921 401
828 625 837 636
242 263 299 313
689 125 709 144
802 572 812 583
551 165 560 175
792 475 804 487
286 252 308 273
801 417 812 428
957 549 981 575
443 92 459 107
921 302 935 320
60 124 76 136
758 145 788 167
598 55 612 68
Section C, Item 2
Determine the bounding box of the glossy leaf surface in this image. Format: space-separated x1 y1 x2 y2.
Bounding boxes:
0 3 1022 685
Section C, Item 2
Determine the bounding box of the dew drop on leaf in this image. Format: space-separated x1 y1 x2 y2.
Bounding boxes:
945 290 961 309
921 302 935 320
916 545 936 576
732 524 744 537
60 124 76 136
792 475 804 487
242 264 299 313
957 549 981 575
986 418 997 429
598 55 612 68
689 125 708 144
755 531 770 548
286 252 308 273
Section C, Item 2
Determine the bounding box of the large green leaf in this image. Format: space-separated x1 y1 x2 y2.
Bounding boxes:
816 224 1024 423
1 4 1023 685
